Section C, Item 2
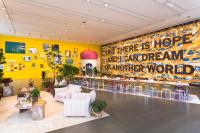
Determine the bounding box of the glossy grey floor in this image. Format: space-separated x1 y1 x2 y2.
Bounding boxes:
49 90 200 133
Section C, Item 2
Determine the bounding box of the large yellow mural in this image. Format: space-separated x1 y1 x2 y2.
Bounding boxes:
101 20 200 82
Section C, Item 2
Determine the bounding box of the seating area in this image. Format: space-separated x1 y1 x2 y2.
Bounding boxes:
1 0 200 133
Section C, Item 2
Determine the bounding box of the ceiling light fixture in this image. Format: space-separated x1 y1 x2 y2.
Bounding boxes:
104 3 108 7
85 0 90 2
101 19 105 22
166 1 174 7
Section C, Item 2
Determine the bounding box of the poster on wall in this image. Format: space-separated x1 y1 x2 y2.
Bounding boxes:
66 59 74 64
65 50 71 58
73 48 78 58
29 48 37 54
23 56 32 61
52 44 59 51
5 41 25 54
43 43 49 51
19 63 25 70
0 64 4 70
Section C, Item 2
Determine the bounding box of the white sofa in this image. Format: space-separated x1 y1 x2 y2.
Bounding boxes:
64 90 96 117
54 84 82 102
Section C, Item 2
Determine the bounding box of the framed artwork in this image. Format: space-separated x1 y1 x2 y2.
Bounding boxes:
40 64 44 68
34 55 37 60
40 52 46 58
19 63 25 70
5 41 25 54
66 59 74 64
23 56 32 61
31 63 36 68
52 44 59 51
43 43 49 51
0 64 4 70
29 48 37 54
65 50 71 58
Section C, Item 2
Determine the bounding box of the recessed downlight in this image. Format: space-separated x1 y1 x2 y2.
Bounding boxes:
104 3 108 7
166 2 174 7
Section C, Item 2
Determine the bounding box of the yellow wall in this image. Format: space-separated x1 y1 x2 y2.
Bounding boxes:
0 34 100 80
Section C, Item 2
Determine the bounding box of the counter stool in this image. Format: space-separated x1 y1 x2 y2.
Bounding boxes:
98 81 105 90
134 86 143 95
148 87 156 97
126 84 134 93
174 90 185 101
115 83 124 92
161 88 171 99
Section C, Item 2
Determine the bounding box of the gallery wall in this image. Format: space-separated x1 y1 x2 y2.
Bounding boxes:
0 34 100 93
101 20 200 82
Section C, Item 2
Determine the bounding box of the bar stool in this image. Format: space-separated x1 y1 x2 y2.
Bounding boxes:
148 87 156 97
97 81 104 90
174 89 185 101
134 86 143 95
161 88 171 99
125 84 134 93
115 83 124 92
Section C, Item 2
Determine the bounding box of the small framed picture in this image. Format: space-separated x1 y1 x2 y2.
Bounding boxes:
31 63 36 68
0 64 4 70
23 56 32 61
43 43 49 51
65 50 71 58
29 48 37 54
52 44 59 51
40 64 44 68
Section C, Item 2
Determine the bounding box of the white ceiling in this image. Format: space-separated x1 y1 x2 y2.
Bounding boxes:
0 0 200 45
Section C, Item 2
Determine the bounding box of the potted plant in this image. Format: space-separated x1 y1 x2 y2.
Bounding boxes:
59 64 79 85
31 88 40 103
0 78 13 96
91 99 107 117
92 66 99 76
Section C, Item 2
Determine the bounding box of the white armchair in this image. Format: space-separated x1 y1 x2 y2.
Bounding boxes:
63 90 96 117
54 84 82 103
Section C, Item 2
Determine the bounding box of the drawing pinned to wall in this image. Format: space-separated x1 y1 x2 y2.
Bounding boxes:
23 56 32 61
65 50 71 58
52 44 59 51
31 63 36 68
54 53 62 64
43 43 49 51
73 48 78 58
0 64 4 70
66 59 74 65
19 63 25 70
40 64 44 68
5 41 25 54
29 48 37 54
34 55 37 60
40 52 46 58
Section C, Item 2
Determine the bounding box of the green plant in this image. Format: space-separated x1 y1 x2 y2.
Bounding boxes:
59 64 79 83
56 75 63 83
42 80 49 88
0 78 13 86
31 88 40 98
92 66 99 75
0 48 6 81
46 51 62 83
92 99 107 113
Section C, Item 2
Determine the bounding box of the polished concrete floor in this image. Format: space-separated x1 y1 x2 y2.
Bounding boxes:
49 90 200 133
